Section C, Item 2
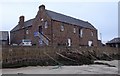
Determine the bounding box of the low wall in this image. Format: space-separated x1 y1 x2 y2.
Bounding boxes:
1 46 119 68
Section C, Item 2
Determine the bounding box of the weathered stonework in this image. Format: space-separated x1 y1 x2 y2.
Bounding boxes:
10 5 98 47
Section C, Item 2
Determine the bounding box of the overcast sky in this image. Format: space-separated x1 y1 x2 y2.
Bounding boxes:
0 0 119 43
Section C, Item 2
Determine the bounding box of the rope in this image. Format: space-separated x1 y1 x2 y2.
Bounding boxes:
43 52 63 65
75 49 98 60
56 52 77 62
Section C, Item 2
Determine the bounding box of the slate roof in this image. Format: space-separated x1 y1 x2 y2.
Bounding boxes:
11 9 96 32
11 19 34 32
107 37 120 44
0 31 9 40
46 10 96 30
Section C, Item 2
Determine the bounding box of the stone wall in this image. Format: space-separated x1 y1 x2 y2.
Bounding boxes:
2 46 118 68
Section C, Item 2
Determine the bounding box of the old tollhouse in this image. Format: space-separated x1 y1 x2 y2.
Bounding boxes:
10 5 98 47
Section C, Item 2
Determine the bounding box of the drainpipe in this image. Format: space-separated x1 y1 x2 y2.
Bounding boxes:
51 19 53 47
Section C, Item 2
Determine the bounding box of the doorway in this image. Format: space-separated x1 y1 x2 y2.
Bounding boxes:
39 26 42 33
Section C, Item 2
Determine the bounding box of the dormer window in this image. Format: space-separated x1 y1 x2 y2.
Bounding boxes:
61 23 64 31
44 21 48 28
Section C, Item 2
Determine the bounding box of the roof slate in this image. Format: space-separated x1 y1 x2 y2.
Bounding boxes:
11 19 34 32
107 37 120 44
11 9 96 32
0 31 9 40
46 10 96 29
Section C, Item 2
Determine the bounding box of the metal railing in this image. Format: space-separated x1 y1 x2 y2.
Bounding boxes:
38 32 49 45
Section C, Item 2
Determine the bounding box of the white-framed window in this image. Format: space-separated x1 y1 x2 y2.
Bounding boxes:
61 23 64 31
79 29 83 37
44 21 48 28
68 38 71 46
88 41 93 47
26 30 29 34
73 27 76 33
41 18 44 21
91 31 94 36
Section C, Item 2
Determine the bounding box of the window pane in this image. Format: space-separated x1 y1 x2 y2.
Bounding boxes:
91 31 94 36
61 23 64 31
26 30 29 34
45 21 48 28
73 28 76 33
80 29 83 37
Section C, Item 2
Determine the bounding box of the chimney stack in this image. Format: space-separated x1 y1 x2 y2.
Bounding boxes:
39 4 45 11
19 16 24 28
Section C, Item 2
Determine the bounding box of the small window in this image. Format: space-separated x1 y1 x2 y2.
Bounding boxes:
44 21 48 28
91 31 94 36
88 41 93 47
41 18 44 21
61 23 64 31
26 30 29 34
79 29 83 37
73 27 76 33
68 38 71 46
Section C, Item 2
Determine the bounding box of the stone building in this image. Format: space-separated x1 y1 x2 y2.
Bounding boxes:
0 31 9 46
106 37 120 48
10 5 98 47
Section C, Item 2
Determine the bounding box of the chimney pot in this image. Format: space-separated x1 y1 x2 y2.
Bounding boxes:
39 4 45 10
19 16 24 22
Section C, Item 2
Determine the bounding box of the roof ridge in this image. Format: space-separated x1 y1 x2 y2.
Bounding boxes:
24 18 34 23
46 9 85 23
11 18 34 32
11 8 96 32
46 9 96 29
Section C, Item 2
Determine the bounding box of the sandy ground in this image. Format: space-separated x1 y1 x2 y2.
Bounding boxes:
1 60 119 74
